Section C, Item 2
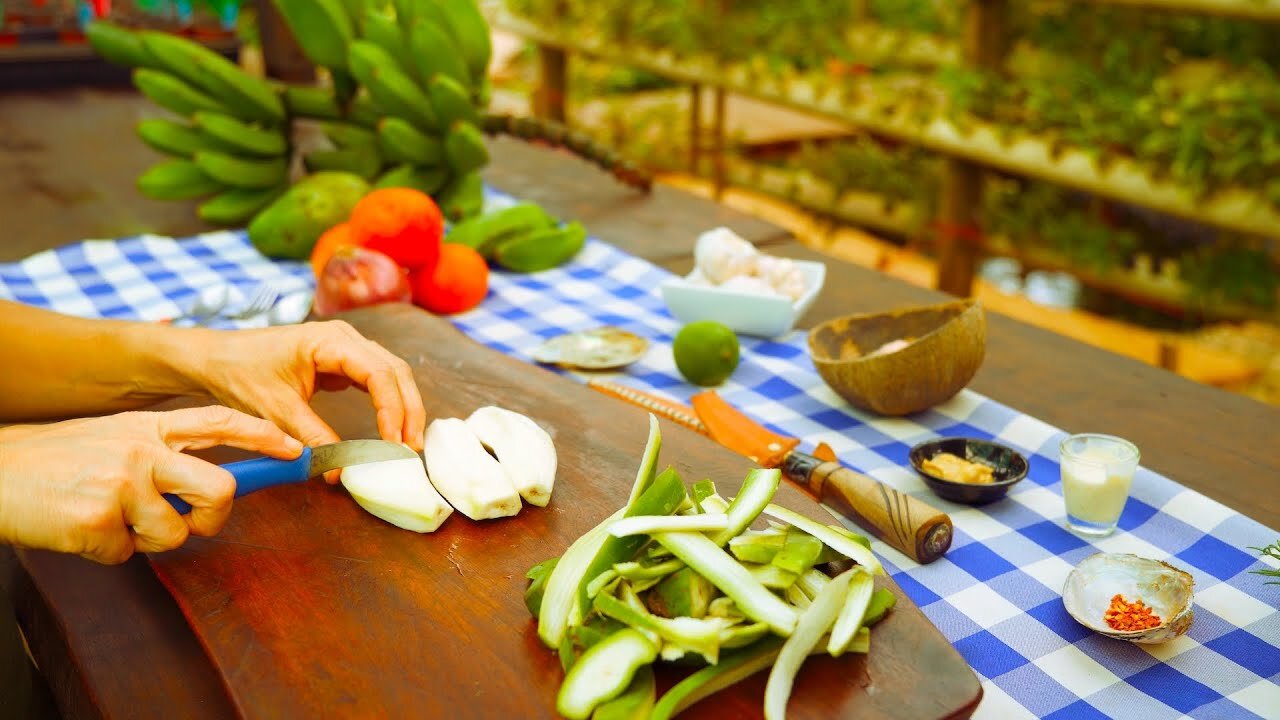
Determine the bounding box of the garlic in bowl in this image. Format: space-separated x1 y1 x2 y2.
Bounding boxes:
661 227 825 338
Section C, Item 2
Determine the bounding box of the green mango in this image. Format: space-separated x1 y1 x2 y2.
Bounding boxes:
248 172 371 260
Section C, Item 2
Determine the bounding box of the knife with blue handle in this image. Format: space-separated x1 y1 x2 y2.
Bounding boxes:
165 439 419 514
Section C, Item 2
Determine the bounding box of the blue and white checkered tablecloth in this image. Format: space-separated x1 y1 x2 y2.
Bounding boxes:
2 186 1277 720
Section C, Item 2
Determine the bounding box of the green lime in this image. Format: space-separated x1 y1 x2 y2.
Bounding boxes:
673 320 741 386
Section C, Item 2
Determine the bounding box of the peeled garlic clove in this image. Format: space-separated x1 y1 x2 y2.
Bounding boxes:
466 406 558 507
720 274 777 296
340 455 454 533
776 274 807 301
695 226 759 284
423 418 522 521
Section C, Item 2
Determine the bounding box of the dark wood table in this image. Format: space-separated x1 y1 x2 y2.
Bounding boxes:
2 88 1278 720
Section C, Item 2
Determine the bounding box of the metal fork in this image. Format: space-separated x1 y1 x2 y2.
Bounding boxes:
195 281 280 325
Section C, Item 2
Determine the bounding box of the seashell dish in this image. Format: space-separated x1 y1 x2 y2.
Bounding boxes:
530 327 650 370
1062 552 1195 644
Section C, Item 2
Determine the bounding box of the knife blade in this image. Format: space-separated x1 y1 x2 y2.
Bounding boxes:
165 439 418 514
689 390 953 564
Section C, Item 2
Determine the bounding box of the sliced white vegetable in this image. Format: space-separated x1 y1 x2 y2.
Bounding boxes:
700 495 730 514
827 568 874 656
465 405 558 507
340 456 453 533
762 504 884 575
538 509 624 648
796 568 831 600
652 531 798 636
763 568 855 720
608 514 729 537
423 417 522 521
711 469 781 545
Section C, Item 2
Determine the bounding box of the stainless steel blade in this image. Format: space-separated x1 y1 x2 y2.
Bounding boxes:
309 439 418 476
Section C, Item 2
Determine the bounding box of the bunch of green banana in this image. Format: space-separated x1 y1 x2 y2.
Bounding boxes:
89 23 293 226
271 0 493 221
447 202 587 273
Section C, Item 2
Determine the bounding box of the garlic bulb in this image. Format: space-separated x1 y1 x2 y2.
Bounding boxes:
695 227 759 284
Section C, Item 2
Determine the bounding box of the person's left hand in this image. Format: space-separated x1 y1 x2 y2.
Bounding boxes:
181 320 426 481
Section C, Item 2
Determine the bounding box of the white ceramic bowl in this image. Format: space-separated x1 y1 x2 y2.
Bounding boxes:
660 260 826 338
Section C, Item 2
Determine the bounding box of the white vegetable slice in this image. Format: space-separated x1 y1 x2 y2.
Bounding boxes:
340 456 453 533
763 568 856 720
423 417 522 520
762 504 884 575
608 514 729 537
465 405 558 506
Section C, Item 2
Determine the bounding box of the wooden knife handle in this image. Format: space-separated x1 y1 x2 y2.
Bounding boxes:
784 454 953 564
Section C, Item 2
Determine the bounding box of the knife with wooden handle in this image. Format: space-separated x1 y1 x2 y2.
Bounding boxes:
586 378 953 564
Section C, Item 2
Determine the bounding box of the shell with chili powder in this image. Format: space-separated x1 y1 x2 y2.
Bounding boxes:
1062 553 1195 644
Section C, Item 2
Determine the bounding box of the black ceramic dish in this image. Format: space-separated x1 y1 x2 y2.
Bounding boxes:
909 437 1029 505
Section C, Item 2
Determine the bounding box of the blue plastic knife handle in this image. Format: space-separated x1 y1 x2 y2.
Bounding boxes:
165 447 313 515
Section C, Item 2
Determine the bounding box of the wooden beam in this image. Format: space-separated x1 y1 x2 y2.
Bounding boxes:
254 0 315 83
936 0 1007 297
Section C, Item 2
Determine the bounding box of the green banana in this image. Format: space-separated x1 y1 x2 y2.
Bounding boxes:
139 31 285 125
446 202 557 258
137 158 223 201
346 40 395 88
432 0 492 85
374 164 450 195
435 171 485 222
492 221 587 273
428 74 479 129
197 185 287 226
474 76 493 108
270 0 354 72
391 0 418 27
136 118 218 158
282 85 342 120
322 121 379 150
193 151 290 189
339 0 365 29
361 4 411 72
444 121 489 176
133 68 229 117
349 41 441 133
377 116 444 166
85 21 156 69
408 18 471 92
193 112 288 158
349 88 383 128
303 148 384 180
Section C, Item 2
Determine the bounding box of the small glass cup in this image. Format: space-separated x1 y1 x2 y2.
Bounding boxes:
1059 433 1141 537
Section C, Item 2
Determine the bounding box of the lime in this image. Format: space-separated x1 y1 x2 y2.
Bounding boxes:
673 321 741 386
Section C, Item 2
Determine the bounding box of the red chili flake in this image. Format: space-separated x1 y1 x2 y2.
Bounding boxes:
1104 593 1162 631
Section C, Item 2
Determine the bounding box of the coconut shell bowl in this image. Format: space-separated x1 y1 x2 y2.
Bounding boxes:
807 299 986 416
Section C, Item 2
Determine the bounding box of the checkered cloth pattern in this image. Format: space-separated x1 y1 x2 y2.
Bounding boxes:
1 185 1277 720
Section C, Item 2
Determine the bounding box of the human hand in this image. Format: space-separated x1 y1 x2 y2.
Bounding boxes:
181 320 426 482
0 407 303 564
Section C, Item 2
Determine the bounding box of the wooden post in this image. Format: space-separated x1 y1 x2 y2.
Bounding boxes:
711 86 727 200
935 0 1007 297
689 84 703 174
254 0 315 83
533 44 569 123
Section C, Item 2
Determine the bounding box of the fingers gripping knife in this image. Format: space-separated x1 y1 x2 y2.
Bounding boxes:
587 378 954 564
164 439 418 514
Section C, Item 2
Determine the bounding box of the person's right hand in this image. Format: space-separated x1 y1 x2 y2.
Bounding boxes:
0 406 304 564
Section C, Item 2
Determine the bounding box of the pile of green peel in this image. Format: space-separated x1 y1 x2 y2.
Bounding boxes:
524 415 896 719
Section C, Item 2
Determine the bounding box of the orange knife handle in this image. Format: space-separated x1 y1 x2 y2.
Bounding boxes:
784 454 953 564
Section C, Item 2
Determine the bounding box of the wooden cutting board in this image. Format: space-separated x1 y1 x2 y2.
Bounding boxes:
148 304 982 719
